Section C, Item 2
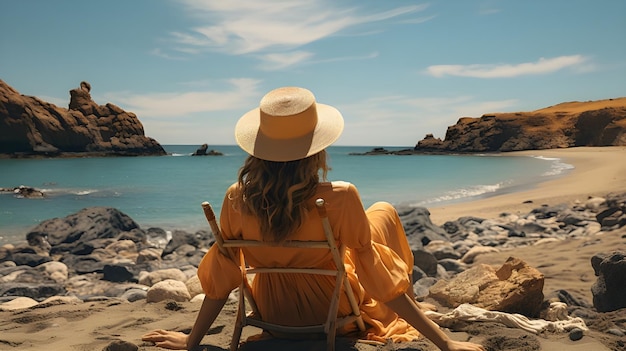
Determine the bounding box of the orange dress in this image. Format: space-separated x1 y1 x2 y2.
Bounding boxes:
197 181 421 342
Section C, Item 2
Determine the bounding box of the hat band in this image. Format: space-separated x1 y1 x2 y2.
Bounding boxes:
258 103 318 139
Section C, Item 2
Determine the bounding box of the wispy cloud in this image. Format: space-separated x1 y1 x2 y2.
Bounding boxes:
398 14 437 24
337 94 519 145
105 78 261 117
425 55 590 78
257 51 315 71
166 0 427 64
150 48 188 60
257 51 379 71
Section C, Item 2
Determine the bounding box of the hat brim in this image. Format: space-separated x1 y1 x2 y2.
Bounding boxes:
235 103 344 162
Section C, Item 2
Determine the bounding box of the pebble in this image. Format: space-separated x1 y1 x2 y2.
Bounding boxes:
569 327 584 341
102 340 138 351
607 328 625 337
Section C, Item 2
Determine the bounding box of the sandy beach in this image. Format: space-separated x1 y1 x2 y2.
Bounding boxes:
428 146 626 225
1 146 625 351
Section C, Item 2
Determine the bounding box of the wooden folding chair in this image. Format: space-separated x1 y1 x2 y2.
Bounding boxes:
202 198 366 351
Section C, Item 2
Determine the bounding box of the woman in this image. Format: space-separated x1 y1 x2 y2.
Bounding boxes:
143 87 484 351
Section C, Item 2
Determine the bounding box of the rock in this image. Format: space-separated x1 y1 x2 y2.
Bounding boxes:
137 248 162 264
0 80 166 157
396 206 449 248
585 197 606 210
139 268 187 286
10 252 52 267
38 261 69 283
460 246 500 264
192 143 223 156
191 293 205 303
146 279 191 303
412 249 438 277
102 340 139 351
595 193 626 229
424 240 461 260
412 98 626 153
161 230 213 257
38 295 82 307
413 277 438 301
430 257 544 317
30 207 142 248
103 264 136 283
0 282 65 301
0 185 46 198
607 328 625 337
549 289 592 308
591 250 626 312
429 263 497 306
438 258 467 273
120 288 148 302
569 327 584 341
185 275 204 298
0 296 39 310
480 257 545 316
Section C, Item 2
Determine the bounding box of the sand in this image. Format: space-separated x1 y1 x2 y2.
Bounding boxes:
428 146 626 225
1 146 625 351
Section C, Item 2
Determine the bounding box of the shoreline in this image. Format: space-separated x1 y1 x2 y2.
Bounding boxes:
428 146 626 225
2 146 625 242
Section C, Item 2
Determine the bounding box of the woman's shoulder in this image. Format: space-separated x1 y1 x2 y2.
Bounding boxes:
224 182 241 201
317 181 359 197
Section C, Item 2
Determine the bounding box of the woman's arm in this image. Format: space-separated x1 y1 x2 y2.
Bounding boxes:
141 296 227 350
385 294 485 351
187 297 228 349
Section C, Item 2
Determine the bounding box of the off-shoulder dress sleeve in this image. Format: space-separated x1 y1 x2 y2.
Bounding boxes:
196 185 242 299
336 183 410 303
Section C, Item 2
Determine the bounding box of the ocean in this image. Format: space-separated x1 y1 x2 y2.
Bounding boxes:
0 145 572 245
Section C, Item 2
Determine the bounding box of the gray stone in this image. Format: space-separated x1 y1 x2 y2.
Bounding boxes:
569 327 584 341
591 250 626 312
102 339 138 351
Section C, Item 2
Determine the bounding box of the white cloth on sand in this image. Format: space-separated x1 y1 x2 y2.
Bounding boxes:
425 302 588 334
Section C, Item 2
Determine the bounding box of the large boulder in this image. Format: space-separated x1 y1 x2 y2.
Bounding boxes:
591 250 626 312
28 207 142 248
429 257 545 317
0 79 166 156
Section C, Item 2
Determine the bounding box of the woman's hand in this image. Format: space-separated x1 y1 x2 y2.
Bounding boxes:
142 329 189 350
443 340 486 351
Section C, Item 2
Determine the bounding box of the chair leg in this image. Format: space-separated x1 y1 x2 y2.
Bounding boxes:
230 313 243 351
326 324 337 351
230 304 245 351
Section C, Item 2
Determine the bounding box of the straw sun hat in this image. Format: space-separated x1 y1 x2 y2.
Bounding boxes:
235 87 344 162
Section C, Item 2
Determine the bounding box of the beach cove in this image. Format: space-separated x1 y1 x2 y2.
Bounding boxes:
0 146 625 350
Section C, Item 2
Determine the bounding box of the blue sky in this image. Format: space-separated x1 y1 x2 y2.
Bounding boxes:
1 1 625 146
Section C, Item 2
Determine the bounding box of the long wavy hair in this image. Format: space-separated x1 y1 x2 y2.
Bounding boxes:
235 150 329 242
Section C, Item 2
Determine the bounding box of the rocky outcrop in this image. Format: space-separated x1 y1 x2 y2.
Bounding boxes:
191 144 223 156
415 98 626 153
0 80 166 157
0 185 46 198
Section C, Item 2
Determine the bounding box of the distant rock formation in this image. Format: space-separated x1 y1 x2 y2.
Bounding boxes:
414 98 626 153
191 144 223 156
0 80 166 157
0 185 46 199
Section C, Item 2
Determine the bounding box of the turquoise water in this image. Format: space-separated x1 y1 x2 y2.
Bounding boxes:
0 145 571 244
